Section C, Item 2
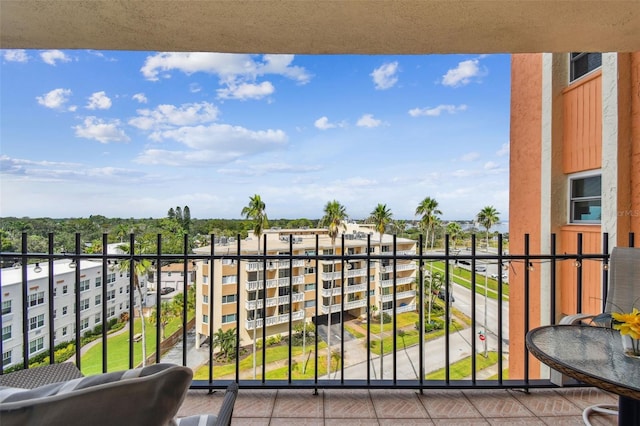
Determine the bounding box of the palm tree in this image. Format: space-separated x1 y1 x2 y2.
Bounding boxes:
117 241 154 366
149 300 177 340
415 196 442 252
369 203 392 378
475 205 500 357
446 222 463 250
241 194 268 379
320 200 347 378
213 328 236 362
393 219 407 237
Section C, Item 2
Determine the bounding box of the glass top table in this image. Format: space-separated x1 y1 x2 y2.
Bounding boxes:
526 325 640 425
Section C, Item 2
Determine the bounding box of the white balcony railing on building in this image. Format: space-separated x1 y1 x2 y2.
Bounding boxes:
245 292 304 310
246 259 305 271
245 309 305 330
381 289 416 303
382 263 416 273
246 275 304 291
320 283 367 298
320 267 369 281
379 276 415 287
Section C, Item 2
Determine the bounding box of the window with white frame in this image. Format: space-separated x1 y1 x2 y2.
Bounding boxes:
29 291 45 307
107 306 116 318
29 337 44 355
80 298 90 311
1 300 10 315
29 314 45 330
569 173 602 223
62 306 68 315
95 313 101 324
95 294 101 306
107 290 116 301
202 314 209 324
221 294 237 304
2 350 11 367
62 326 68 336
222 275 237 284
202 295 209 304
222 313 236 324
80 279 91 292
2 325 11 341
80 318 89 331
63 285 68 294
570 52 602 82
95 276 102 287
106 273 116 284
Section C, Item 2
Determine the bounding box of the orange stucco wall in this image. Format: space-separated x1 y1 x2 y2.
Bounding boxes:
562 71 602 173
627 52 640 239
509 54 542 380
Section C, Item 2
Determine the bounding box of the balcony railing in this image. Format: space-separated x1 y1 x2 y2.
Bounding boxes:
1 231 634 393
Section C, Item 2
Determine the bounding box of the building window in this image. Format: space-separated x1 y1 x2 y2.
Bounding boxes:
304 266 315 275
222 314 236 324
62 306 68 315
63 285 68 294
29 314 45 330
1 300 11 315
202 314 209 324
2 350 11 367
570 173 602 223
2 325 11 341
95 313 101 324
203 276 208 284
107 307 116 318
107 273 116 284
222 275 237 284
95 276 102 287
322 249 334 255
80 318 89 331
304 300 316 308
29 337 44 355
222 294 237 304
107 290 116 301
304 283 316 291
62 326 68 336
570 52 602 82
203 295 209 304
29 291 45 307
80 279 91 292
80 298 90 311
95 294 101 306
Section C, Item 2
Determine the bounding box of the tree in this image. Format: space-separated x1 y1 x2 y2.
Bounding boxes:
175 206 183 223
241 194 268 379
149 301 177 340
117 241 154 366
446 222 463 250
182 205 191 231
475 205 500 357
415 197 442 252
393 219 407 237
167 208 176 220
369 203 392 378
213 328 236 363
172 285 196 323
320 200 348 378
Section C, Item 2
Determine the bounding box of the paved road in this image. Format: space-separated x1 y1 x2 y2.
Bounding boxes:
161 329 209 369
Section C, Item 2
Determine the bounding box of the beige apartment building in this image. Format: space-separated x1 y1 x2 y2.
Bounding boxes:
193 224 417 348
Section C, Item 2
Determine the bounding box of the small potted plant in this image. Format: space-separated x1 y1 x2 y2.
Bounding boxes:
612 307 640 359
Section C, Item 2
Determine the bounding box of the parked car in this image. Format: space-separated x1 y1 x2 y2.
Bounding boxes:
490 273 509 281
475 264 487 272
160 287 175 295
437 288 455 303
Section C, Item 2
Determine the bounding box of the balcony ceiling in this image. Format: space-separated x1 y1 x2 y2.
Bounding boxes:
1 1 639 54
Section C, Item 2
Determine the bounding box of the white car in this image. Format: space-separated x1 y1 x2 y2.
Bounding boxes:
490 273 509 280
475 265 487 272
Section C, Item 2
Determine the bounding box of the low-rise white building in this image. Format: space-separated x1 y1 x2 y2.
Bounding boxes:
1 259 138 369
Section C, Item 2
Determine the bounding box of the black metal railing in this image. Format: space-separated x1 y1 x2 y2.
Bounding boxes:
0 231 635 391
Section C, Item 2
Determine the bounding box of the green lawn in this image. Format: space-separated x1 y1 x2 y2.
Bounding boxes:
428 261 510 300
426 351 500 380
80 314 191 376
193 340 328 380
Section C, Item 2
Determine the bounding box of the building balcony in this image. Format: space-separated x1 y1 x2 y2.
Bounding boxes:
381 289 416 303
320 283 366 298
245 309 305 330
245 292 304 310
382 262 416 273
379 276 415 287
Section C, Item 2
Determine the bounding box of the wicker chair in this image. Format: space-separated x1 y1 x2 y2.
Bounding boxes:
553 247 640 425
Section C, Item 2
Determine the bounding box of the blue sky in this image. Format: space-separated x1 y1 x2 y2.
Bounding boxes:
1 50 510 221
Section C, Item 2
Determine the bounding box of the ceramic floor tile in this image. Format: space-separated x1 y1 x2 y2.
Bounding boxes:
269 418 324 426
325 419 380 426
378 419 435 426
369 389 429 419
230 418 270 426
418 390 483 419
463 389 534 418
232 389 277 418
487 418 546 425
324 389 376 418
431 419 490 426
507 389 583 416
178 389 226 417
272 389 324 418
540 416 590 426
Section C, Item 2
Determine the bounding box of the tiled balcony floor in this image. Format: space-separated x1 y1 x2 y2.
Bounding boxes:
179 386 619 425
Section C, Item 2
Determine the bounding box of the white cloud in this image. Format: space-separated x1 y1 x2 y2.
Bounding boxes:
3 50 29 62
36 88 73 110
356 114 382 128
86 91 112 110
129 102 219 131
40 50 71 66
74 117 130 143
136 123 287 166
218 162 322 176
441 59 481 87
217 81 275 100
460 152 480 162
315 116 346 130
484 161 499 170
408 104 467 117
140 52 310 83
132 93 148 103
371 62 399 90
189 83 202 93
496 143 510 156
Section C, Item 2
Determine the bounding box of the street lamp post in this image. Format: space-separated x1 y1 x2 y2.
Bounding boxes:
483 268 488 357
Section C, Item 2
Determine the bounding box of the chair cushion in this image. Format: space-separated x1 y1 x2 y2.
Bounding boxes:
0 363 192 426
172 414 218 426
